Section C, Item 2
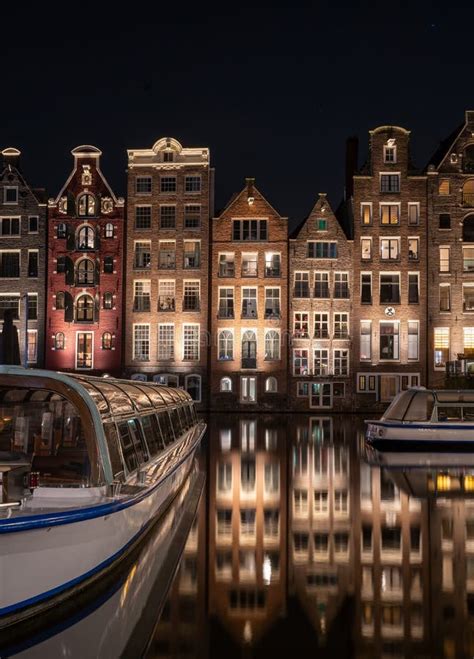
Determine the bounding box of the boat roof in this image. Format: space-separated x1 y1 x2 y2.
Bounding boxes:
404 388 474 403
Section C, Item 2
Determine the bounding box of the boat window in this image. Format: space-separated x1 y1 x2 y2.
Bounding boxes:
184 404 194 428
382 391 416 421
437 407 462 422
464 408 474 422
104 423 125 480
117 422 139 473
0 387 94 487
437 392 465 404
128 418 149 464
169 408 182 437
176 405 188 431
140 415 164 455
158 411 175 446
404 392 435 422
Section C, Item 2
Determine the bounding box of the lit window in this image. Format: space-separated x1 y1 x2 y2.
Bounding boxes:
464 327 474 358
134 241 151 269
334 349 349 375
183 241 200 268
77 193 96 217
314 313 329 339
183 324 199 361
265 376 278 393
264 288 280 318
408 203 419 225
439 246 450 272
380 238 399 260
264 330 280 361
383 144 397 163
102 332 113 350
439 179 450 195
133 324 150 361
361 238 372 260
334 313 349 339
313 349 329 375
158 324 174 360
293 349 309 376
463 284 474 312
380 204 400 224
77 225 95 250
293 312 309 338
158 280 176 311
159 241 176 269
361 203 372 225
105 223 114 238
380 321 400 360
27 330 37 363
75 294 95 322
408 237 419 261
380 174 400 193
408 321 419 360
360 321 371 360
218 330 233 360
434 328 449 368
440 284 451 312
220 377 232 392
54 332 65 350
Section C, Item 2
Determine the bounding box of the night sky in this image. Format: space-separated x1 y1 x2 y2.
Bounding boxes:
3 4 473 228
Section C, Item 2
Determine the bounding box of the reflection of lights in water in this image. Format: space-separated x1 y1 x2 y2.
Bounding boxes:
263 555 272 584
465 475 474 491
320 614 326 634
243 620 253 644
381 571 387 592
120 563 138 608
437 474 451 491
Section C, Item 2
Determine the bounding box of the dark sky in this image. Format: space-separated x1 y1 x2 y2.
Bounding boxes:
3 4 473 228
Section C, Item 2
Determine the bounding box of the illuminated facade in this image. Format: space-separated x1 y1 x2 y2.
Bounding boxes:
45 146 124 375
210 179 288 410
124 138 214 407
289 194 353 411
0 148 47 367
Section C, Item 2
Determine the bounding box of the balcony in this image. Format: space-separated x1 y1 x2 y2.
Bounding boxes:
242 357 257 369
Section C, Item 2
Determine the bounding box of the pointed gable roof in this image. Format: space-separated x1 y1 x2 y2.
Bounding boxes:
290 193 352 241
427 111 474 170
216 177 287 222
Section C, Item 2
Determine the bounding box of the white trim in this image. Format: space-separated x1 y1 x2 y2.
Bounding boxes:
75 330 94 370
184 374 202 403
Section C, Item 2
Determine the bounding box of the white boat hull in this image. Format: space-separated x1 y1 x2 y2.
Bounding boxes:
366 421 474 444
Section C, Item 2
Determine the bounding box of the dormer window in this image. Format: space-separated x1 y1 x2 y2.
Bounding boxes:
163 151 174 162
78 193 96 217
383 140 397 164
316 219 327 231
3 187 18 204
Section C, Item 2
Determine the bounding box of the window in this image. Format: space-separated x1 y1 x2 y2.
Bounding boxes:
75 294 94 322
218 329 234 360
136 176 152 194
158 280 175 311
241 375 257 402
314 313 329 338
314 272 329 298
54 332 65 350
409 273 419 303
57 223 67 239
242 253 258 277
408 237 419 261
77 225 95 250
4 187 18 204
219 253 235 277
361 273 372 304
380 321 399 360
265 252 281 277
135 206 152 230
160 206 176 229
314 491 328 513
307 241 337 258
294 272 309 297
183 281 200 311
78 193 96 217
293 349 309 375
361 238 372 260
381 526 402 551
218 288 234 318
158 324 174 360
160 176 176 193
0 295 19 319
439 213 451 229
102 332 113 350
264 330 280 360
434 327 449 367
105 223 114 238
159 241 176 269
220 377 232 392
232 219 267 241
133 324 150 360
28 215 39 233
294 489 308 514
380 204 400 225
28 251 38 277
384 142 397 163
55 292 65 310
380 274 400 304
361 203 372 225
334 349 349 375
185 176 201 192
464 284 474 312
133 241 151 269
313 349 329 375
265 463 279 493
439 179 450 195
0 252 19 277
0 217 20 236
242 288 257 318
334 313 349 339
464 328 474 358
360 321 372 360
293 532 309 554
380 238 399 260
217 509 232 536
163 151 174 163
184 204 201 229
316 218 327 231
440 284 451 312
27 330 37 363
184 240 200 268
103 292 113 309
294 312 309 338
380 174 400 193
185 375 201 402
76 332 93 368
334 272 349 298
408 203 420 225
133 280 151 312
264 288 280 318
183 325 199 360
241 331 257 369
464 246 474 273
297 382 309 397
439 246 450 272
103 256 114 274
408 321 419 360
265 376 278 393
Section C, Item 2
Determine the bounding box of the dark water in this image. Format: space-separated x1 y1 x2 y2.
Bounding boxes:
4 414 474 658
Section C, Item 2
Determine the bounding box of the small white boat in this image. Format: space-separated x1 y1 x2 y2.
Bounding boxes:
366 387 474 446
0 367 206 627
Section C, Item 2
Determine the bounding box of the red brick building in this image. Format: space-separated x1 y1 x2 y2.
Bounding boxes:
46 146 124 375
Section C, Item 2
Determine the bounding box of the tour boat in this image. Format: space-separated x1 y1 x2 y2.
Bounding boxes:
0 367 205 627
366 387 474 447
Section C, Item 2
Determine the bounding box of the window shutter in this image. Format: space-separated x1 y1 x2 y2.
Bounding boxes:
95 260 100 285
94 295 100 323
94 231 101 251
65 257 74 286
66 224 75 251
64 292 73 323
67 191 76 216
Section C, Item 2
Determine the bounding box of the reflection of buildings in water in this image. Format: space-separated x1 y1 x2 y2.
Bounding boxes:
208 414 287 646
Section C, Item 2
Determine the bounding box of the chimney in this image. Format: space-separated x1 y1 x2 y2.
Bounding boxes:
1 148 21 169
345 137 358 200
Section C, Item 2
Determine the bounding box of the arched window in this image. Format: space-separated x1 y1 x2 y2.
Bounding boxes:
220 377 232 392
218 329 234 360
77 225 95 250
75 294 94 322
54 332 65 350
185 375 201 402
76 258 95 285
105 223 114 238
103 292 113 309
465 145 474 172
57 223 67 239
463 180 474 209
265 330 280 361
104 256 114 273
463 214 474 243
131 373 147 382
78 193 96 217
102 332 113 350
265 376 278 393
55 291 65 310
242 330 257 368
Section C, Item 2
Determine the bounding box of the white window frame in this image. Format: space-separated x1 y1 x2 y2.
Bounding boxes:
132 323 150 361
434 327 450 370
379 172 401 194
182 323 200 361
264 328 280 361
184 374 202 403
333 312 349 340
407 320 419 361
135 176 152 195
333 348 349 376
218 328 234 361
361 237 372 261
408 202 420 226
220 376 233 393
360 202 373 225
75 331 94 370
379 320 400 362
3 186 18 204
439 245 450 273
27 329 38 364
379 237 400 261
240 376 257 403
360 320 372 361
157 323 175 360
379 201 401 225
383 144 397 164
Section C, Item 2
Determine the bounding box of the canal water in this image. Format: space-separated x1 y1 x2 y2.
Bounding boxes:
2 414 473 658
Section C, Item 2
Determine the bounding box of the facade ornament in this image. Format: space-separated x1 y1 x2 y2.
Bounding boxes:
101 197 114 214
81 165 92 186
58 196 68 214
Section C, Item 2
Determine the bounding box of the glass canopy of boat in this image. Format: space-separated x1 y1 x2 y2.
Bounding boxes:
383 389 474 423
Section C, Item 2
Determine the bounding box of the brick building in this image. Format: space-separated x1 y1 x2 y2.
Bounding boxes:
0 148 47 367
210 179 288 410
289 193 353 411
351 126 428 407
427 110 474 386
124 138 213 407
45 145 124 375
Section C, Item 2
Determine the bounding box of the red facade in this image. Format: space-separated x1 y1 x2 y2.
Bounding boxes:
46 146 124 375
